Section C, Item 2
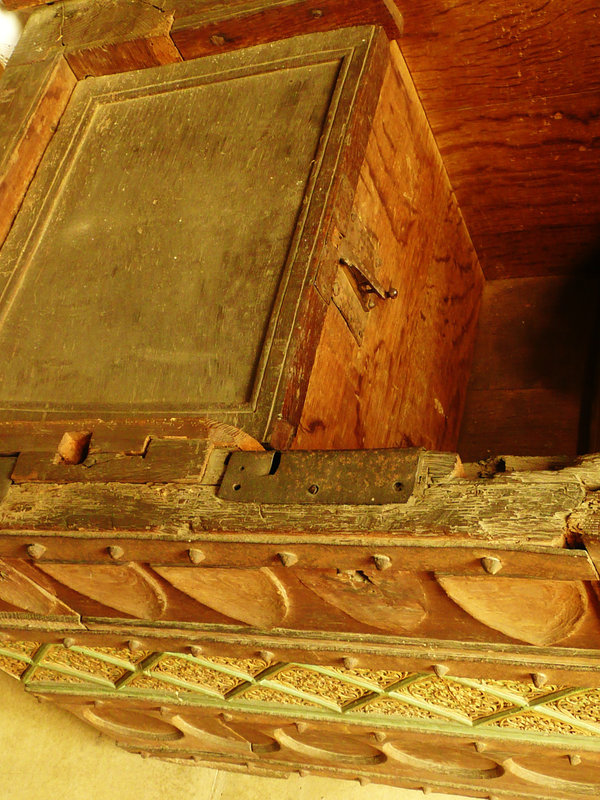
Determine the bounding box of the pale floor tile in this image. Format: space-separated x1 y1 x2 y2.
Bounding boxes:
212 770 462 800
0 670 467 800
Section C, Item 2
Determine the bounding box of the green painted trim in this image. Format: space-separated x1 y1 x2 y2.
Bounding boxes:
22 681 600 751
73 646 137 671
144 669 223 699
30 661 115 688
0 647 33 665
21 643 52 684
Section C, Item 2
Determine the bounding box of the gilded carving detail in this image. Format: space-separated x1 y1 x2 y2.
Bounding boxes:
0 654 29 677
201 656 269 677
352 696 446 720
242 686 322 707
480 678 565 701
32 667 89 684
402 676 513 720
128 673 174 691
547 690 600 725
43 648 125 682
272 667 367 706
90 646 152 665
492 710 594 736
152 656 244 694
1 640 600 746
330 666 409 688
0 638 39 657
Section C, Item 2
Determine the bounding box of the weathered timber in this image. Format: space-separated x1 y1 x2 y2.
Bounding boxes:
398 0 600 280
1 455 596 547
0 418 263 456
11 438 215 484
431 92 600 281
10 0 181 76
0 28 396 445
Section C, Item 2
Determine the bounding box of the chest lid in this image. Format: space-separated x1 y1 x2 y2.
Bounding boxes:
0 26 387 440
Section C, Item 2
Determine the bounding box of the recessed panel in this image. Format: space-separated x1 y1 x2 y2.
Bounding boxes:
0 42 345 415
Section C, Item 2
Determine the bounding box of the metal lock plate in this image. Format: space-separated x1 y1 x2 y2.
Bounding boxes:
218 448 420 504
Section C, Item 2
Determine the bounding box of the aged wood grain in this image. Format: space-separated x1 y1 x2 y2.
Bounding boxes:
0 418 262 456
1 456 597 549
295 41 483 451
31 693 600 798
11 438 214 484
401 0 600 110
458 388 583 462
437 575 588 646
297 569 427 632
267 28 390 446
0 558 76 616
10 0 181 75
0 55 76 249
38 563 168 619
430 92 600 280
153 566 290 628
457 275 599 459
171 0 402 60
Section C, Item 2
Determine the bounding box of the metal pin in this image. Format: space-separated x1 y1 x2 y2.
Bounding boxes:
258 650 274 663
481 556 503 575
373 554 392 571
343 656 359 669
433 664 450 678
278 552 298 567
188 548 205 565
296 721 308 733
532 672 548 688
27 543 46 560
128 639 143 653
474 741 487 753
189 645 203 657
569 753 582 766
373 731 386 743
108 545 124 561
221 712 233 722
358 777 371 786
63 637 76 648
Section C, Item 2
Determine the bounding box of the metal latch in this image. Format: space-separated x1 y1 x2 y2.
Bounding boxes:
218 449 420 505
338 239 398 312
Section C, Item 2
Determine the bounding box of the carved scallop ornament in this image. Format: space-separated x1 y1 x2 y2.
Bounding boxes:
298 569 427 632
437 576 587 645
153 567 289 628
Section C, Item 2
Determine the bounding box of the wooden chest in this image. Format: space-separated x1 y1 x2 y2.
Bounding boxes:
1 2 600 799
0 0 482 452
